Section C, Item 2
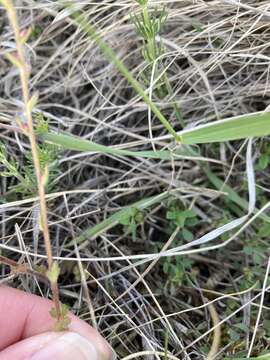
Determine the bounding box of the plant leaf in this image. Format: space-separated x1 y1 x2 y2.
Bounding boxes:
180 112 270 144
42 132 197 160
204 168 270 223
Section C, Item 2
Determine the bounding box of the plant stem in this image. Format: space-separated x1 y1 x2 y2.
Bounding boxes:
3 0 62 320
0 255 49 282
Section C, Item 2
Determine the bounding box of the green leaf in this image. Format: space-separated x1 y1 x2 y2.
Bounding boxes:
5 52 23 68
175 214 186 227
135 0 148 6
234 323 249 332
180 210 197 218
44 112 270 157
27 92 39 111
42 131 195 160
182 228 194 241
243 246 254 256
204 168 270 223
163 261 170 274
258 224 270 237
166 211 177 220
228 328 240 341
180 112 270 144
258 153 269 170
119 215 132 226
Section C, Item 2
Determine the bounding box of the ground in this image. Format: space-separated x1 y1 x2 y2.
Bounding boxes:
1 1 270 359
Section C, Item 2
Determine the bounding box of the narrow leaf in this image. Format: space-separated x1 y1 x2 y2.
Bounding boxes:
42 132 198 160
180 112 270 144
204 168 270 223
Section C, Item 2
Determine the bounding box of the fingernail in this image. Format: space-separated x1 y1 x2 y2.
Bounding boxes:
30 331 109 360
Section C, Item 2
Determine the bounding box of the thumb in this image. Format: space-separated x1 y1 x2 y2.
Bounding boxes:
0 331 115 360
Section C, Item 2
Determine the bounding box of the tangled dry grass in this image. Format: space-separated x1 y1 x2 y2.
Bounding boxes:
1 1 270 359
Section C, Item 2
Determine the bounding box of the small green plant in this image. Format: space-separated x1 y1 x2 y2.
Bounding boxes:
162 255 194 286
166 201 198 241
119 207 144 241
0 140 59 197
135 0 148 5
132 5 167 64
131 0 183 124
159 201 199 288
66 1 181 142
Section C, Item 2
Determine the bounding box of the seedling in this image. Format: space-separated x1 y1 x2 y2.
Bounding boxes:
131 0 183 124
166 201 198 241
162 255 194 286
159 201 199 287
119 207 144 241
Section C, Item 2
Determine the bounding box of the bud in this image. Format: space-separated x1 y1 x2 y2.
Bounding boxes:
19 27 32 43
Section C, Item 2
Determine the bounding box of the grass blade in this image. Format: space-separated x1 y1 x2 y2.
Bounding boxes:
204 168 270 223
43 132 197 160
180 112 270 144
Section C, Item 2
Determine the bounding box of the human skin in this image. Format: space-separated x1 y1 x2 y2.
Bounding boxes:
0 286 113 359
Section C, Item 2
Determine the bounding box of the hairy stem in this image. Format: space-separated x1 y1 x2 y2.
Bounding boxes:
2 0 62 321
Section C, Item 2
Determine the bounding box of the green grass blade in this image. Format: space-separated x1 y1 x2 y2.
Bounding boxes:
42 132 196 160
70 191 169 246
180 112 270 144
204 168 270 223
62 2 180 142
